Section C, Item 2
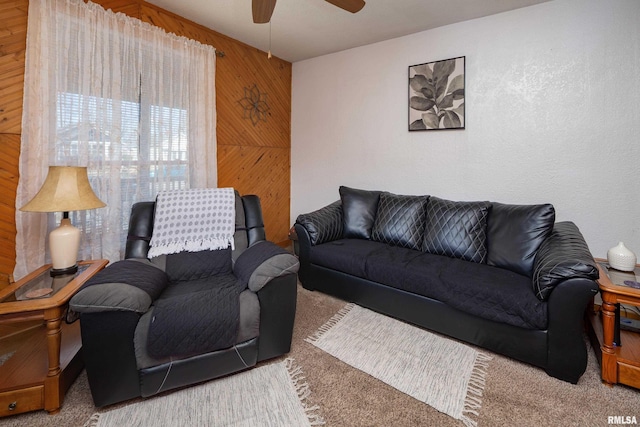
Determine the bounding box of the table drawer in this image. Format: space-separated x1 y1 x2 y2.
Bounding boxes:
0 386 44 417
619 362 640 389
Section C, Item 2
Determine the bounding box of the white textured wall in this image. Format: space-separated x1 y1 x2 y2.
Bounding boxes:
291 0 640 258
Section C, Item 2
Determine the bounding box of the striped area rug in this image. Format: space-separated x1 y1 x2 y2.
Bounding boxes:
306 304 491 427
86 359 323 427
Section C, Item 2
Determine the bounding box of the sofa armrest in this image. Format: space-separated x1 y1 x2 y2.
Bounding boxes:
532 221 599 301
545 276 599 382
234 241 299 292
70 259 169 314
295 200 343 246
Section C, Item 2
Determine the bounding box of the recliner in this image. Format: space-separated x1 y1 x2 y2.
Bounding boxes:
70 193 298 407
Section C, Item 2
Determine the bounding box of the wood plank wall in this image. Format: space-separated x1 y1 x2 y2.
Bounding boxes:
0 0 292 286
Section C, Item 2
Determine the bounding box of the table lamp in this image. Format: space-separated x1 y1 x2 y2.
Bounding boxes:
20 166 106 276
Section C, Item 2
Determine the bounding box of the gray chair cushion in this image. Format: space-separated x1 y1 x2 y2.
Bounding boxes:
247 254 299 292
487 202 555 277
371 193 429 250
70 282 153 314
234 241 299 292
422 197 491 263
70 259 168 313
339 186 381 239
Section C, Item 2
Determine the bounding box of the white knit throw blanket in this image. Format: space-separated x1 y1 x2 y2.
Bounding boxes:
148 188 236 258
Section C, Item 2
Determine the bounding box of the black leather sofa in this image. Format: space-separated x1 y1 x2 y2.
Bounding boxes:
294 186 599 383
70 194 299 407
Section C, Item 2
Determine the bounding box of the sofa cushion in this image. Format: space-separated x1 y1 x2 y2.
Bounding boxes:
309 239 384 279
487 203 555 277
437 256 547 329
339 186 381 239
371 193 429 250
362 244 435 287
422 197 491 263
363 248 547 329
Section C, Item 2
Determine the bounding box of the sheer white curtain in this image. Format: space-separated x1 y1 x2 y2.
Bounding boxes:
15 0 217 280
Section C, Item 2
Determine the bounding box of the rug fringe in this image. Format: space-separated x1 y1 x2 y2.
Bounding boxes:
84 413 101 427
460 414 478 427
285 358 325 426
304 303 354 344
461 351 493 427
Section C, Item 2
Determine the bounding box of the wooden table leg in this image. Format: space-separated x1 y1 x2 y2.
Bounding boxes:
44 309 63 414
601 297 618 386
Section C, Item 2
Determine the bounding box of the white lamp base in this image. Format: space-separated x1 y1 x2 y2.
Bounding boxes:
49 216 80 276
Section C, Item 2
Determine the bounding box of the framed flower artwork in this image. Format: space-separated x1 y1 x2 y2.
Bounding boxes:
409 56 465 131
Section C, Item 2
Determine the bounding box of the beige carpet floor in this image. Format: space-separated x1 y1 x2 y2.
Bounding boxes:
4 284 639 426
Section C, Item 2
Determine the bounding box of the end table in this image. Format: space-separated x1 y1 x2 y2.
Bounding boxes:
0 259 107 416
587 259 640 389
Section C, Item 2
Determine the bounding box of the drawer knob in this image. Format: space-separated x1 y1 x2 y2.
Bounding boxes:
8 401 16 411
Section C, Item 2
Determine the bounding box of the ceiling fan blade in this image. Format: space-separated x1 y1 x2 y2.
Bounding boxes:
252 0 277 23
324 0 365 13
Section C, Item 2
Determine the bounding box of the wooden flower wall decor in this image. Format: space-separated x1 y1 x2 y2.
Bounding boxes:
409 56 465 131
238 84 270 126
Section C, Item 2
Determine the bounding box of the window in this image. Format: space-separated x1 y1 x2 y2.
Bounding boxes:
16 0 216 279
55 91 191 251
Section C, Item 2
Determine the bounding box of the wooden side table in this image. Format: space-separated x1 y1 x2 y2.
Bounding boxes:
0 259 107 416
586 259 640 388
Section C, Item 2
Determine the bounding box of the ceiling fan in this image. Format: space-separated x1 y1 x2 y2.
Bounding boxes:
252 0 366 24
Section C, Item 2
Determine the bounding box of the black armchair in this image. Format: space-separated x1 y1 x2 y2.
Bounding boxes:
70 193 298 407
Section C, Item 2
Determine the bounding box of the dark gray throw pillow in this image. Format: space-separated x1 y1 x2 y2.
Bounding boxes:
339 186 381 239
487 202 555 277
371 193 429 250
422 197 491 263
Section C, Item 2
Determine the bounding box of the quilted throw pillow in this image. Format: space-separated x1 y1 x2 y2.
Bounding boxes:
422 197 491 263
371 193 429 250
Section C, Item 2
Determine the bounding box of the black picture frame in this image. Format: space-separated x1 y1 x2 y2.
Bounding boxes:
409 56 465 131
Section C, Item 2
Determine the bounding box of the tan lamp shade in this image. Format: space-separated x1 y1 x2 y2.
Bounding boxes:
20 166 106 213
20 166 105 274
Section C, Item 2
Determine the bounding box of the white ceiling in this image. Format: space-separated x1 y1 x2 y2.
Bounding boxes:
145 0 552 62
